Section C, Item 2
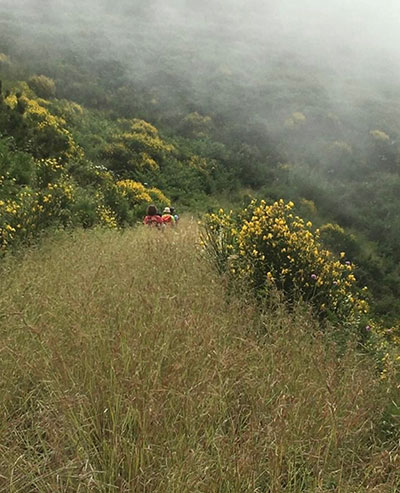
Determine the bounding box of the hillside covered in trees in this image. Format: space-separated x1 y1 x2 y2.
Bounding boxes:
1 0 400 320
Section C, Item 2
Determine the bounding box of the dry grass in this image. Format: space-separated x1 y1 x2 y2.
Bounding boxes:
0 220 399 492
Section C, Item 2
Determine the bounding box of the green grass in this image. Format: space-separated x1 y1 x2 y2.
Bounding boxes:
0 221 399 492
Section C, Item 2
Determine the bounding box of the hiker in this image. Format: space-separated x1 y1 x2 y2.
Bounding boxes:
170 206 179 225
144 204 163 227
161 207 176 227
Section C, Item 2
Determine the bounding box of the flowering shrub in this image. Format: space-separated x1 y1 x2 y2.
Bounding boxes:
116 180 169 208
202 199 369 328
116 180 152 204
0 164 77 252
363 322 400 383
102 118 174 174
4 89 83 160
0 140 171 253
96 204 118 229
23 97 83 160
147 187 170 208
0 85 173 253
0 183 73 251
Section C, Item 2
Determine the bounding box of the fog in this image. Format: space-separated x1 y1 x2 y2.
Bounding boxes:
2 0 400 319
2 0 400 140
5 0 400 72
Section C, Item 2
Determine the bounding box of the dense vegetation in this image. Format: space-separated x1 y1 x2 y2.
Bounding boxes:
2 224 400 492
1 2 399 320
2 3 400 488
202 200 370 328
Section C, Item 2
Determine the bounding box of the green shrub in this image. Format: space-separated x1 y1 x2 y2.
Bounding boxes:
202 199 369 328
28 75 56 99
319 222 360 258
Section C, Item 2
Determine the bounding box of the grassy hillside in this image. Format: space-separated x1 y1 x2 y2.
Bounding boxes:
1 222 399 491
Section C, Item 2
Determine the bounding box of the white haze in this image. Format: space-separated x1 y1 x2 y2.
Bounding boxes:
7 0 400 69
2 0 400 137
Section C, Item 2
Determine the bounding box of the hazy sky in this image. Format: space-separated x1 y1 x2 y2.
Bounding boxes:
2 0 400 114
4 0 400 70
273 1 400 57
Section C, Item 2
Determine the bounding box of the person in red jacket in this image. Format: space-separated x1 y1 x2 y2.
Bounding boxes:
161 207 176 226
144 205 163 227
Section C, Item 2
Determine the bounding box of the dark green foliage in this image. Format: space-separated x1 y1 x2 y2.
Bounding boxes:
28 75 56 99
319 223 360 259
0 137 35 187
70 191 99 228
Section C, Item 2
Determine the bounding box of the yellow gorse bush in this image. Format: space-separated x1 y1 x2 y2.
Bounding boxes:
147 187 170 207
4 91 83 160
0 178 76 252
117 179 152 204
0 87 173 255
24 97 83 159
202 199 369 327
0 154 170 254
97 204 118 229
116 180 169 208
119 119 174 165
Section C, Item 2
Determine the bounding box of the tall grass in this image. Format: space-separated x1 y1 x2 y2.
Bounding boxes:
0 221 399 492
